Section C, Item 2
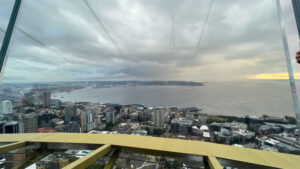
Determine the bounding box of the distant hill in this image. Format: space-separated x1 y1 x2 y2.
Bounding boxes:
92 81 204 87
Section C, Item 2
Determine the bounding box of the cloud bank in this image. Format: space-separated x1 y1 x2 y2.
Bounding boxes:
0 0 298 82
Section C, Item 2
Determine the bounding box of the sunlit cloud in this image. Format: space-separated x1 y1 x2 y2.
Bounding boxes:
249 72 300 80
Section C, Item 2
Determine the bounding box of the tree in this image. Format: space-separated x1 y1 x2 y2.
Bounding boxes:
144 127 151 135
285 116 297 124
153 128 163 136
126 158 131 166
68 156 79 163
87 162 105 169
172 159 179 169
262 115 269 120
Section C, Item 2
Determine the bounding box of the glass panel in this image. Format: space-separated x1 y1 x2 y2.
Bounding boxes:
284 1 300 113
0 1 299 167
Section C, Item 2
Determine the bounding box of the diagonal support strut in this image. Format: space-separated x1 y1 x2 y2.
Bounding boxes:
63 144 111 169
104 149 120 169
0 141 27 154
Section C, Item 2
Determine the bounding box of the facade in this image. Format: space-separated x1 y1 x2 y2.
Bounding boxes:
171 118 192 135
19 113 38 133
138 110 151 121
105 111 115 125
38 113 54 128
233 129 255 140
198 114 207 125
55 100 61 109
153 108 165 128
81 111 96 132
210 122 247 132
4 149 25 169
23 92 36 106
2 121 19 133
58 157 69 168
42 91 51 108
2 100 12 114
214 128 242 144
185 112 194 120
65 105 74 124
61 122 80 133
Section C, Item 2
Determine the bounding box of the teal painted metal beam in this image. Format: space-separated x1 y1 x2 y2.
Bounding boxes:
0 0 22 76
292 0 300 37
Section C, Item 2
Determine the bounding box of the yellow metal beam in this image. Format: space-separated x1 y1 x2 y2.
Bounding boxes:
205 156 222 169
0 141 26 154
121 147 185 158
0 133 299 169
104 149 120 169
63 144 111 169
12 151 41 169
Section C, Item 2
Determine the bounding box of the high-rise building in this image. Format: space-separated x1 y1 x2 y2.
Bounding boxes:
65 105 74 124
0 121 4 133
61 122 80 133
153 108 165 128
55 100 61 109
105 111 115 125
23 92 35 106
42 91 51 108
19 113 38 133
2 100 12 114
80 111 96 132
38 113 55 128
3 121 19 133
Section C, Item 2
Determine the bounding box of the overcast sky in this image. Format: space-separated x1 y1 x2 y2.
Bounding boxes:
0 0 299 82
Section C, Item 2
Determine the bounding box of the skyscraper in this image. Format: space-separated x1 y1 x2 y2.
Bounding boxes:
105 111 115 125
2 100 12 114
55 100 61 109
65 105 74 124
153 108 165 128
19 113 38 133
34 90 51 107
80 111 96 132
3 121 19 133
41 91 51 108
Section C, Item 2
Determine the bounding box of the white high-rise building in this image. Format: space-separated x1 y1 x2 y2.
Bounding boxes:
2 100 12 114
153 108 165 128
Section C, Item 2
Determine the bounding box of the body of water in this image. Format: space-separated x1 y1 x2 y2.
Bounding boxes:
53 81 296 117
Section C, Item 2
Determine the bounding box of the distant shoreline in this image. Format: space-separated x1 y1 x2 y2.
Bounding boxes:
91 81 204 88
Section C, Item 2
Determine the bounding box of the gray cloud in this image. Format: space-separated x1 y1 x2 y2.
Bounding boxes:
0 0 298 82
